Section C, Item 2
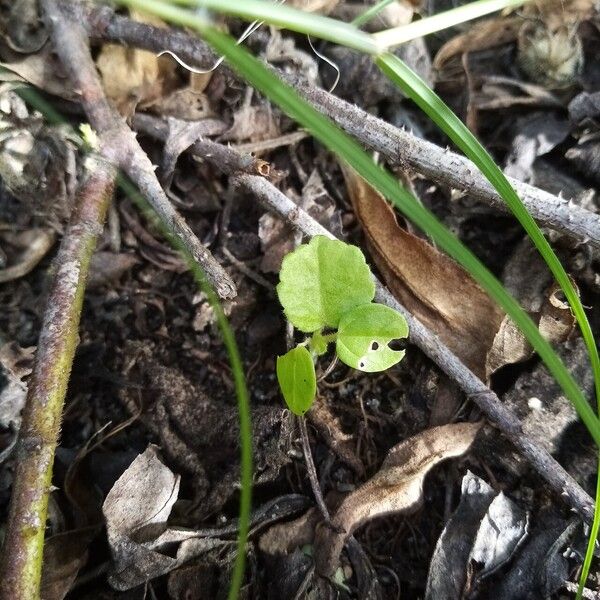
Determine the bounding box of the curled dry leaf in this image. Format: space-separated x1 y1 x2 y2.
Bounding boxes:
485 239 577 379
433 18 523 72
425 471 529 599
103 445 226 590
96 9 178 116
314 421 482 576
343 166 504 379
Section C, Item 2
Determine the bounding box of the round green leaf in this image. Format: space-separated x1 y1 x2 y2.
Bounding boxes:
276 346 317 415
277 236 375 332
336 303 408 372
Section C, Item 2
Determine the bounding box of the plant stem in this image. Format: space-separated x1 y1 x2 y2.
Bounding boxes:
0 155 116 600
298 416 332 522
41 0 236 300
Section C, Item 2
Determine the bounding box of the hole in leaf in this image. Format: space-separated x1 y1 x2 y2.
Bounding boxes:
359 361 365 369
371 341 379 351
388 338 407 352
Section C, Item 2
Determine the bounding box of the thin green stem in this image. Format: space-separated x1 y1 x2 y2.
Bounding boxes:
18 86 253 600
117 178 254 600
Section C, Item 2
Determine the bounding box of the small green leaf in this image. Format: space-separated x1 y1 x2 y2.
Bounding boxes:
336 303 408 372
276 346 317 415
277 236 375 332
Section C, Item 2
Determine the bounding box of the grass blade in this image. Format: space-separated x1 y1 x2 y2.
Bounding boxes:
15 84 254 600
376 55 600 597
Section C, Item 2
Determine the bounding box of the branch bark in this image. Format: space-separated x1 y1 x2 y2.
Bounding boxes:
0 154 116 600
74 1 600 249
42 0 236 299
134 112 595 523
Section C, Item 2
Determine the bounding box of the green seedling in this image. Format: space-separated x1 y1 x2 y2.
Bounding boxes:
276 236 408 414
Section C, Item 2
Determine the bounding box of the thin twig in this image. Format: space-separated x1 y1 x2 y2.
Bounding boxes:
134 112 596 521
42 0 236 299
0 154 116 600
77 1 600 249
298 416 332 523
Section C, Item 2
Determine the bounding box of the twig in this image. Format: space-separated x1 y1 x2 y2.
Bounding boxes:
41 0 236 299
133 113 595 522
0 154 116 600
76 2 600 249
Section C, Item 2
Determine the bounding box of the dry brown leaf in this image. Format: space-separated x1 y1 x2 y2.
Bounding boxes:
433 18 523 71
314 422 481 576
96 9 178 116
0 45 77 102
343 166 504 379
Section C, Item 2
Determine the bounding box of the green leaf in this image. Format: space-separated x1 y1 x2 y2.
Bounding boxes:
336 303 408 372
276 346 317 415
277 236 375 332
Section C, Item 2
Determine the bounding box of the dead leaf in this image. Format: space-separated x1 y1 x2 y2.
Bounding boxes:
41 529 96 600
0 44 77 102
314 421 481 576
485 240 576 378
104 445 228 590
96 10 178 116
0 342 35 429
2 0 48 53
433 18 523 72
343 166 504 378
425 471 529 599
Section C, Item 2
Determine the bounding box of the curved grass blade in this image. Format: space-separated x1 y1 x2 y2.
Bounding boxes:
114 0 600 447
376 56 600 597
16 84 254 600
351 0 396 28
117 179 254 600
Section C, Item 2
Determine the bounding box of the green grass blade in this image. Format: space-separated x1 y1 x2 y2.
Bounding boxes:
377 54 600 596
15 84 254 600
351 0 396 28
114 0 600 447
169 0 527 51
377 51 600 436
